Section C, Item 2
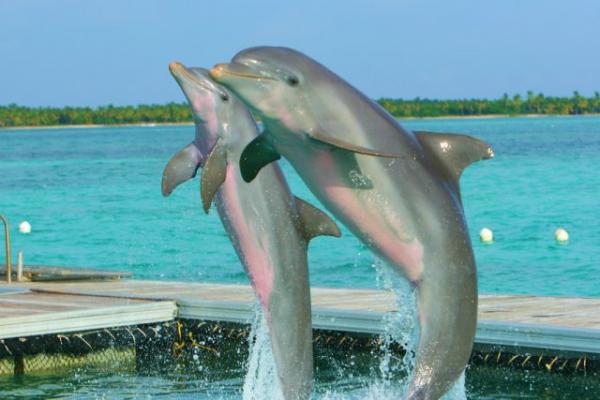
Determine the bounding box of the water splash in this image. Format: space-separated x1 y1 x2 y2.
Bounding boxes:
443 371 467 400
373 259 468 400
242 305 283 400
370 259 419 398
242 262 467 400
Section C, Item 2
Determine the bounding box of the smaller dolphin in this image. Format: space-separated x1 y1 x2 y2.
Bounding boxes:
210 47 493 400
163 62 340 400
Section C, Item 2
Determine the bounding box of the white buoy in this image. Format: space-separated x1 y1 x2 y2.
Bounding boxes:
18 221 31 234
555 228 569 244
479 228 494 244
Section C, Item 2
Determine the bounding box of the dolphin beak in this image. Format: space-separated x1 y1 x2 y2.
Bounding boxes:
169 61 203 85
169 61 190 82
210 62 273 81
169 61 209 89
169 61 182 74
209 64 227 80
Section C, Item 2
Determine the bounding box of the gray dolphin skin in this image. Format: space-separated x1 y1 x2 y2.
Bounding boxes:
210 47 494 400
162 62 340 400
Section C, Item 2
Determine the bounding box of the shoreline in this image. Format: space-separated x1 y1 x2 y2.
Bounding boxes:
0 122 194 131
1 113 599 131
403 112 600 120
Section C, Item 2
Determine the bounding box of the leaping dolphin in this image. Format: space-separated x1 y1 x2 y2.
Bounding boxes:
163 62 340 400
210 47 493 400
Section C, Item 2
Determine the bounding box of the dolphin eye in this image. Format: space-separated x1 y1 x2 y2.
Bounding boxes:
286 76 299 87
221 94 229 102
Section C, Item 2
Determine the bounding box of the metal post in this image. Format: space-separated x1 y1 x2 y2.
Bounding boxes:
0 214 11 284
17 251 23 282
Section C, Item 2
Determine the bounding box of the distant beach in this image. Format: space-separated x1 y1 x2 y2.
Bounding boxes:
0 122 194 131
2 93 599 129
401 113 583 120
3 113 600 131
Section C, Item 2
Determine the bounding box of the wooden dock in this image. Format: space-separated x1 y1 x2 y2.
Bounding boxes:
0 286 176 339
0 279 598 357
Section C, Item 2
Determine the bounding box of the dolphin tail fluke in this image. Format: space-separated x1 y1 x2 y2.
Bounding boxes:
239 134 281 182
294 196 341 240
415 131 494 184
200 140 228 213
162 142 203 197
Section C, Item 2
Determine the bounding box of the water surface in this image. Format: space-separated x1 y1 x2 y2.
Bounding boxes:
1 116 599 399
1 116 598 296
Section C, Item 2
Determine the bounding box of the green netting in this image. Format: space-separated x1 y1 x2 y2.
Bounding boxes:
0 357 14 375
0 347 136 376
23 347 135 373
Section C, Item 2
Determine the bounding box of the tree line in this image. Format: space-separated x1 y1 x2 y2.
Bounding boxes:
0 103 190 128
1 92 600 128
378 91 600 118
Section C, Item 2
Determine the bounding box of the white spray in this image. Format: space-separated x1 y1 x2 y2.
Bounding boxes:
242 304 284 400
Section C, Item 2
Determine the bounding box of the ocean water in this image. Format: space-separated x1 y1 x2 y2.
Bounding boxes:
1 115 599 297
1 116 600 399
1 363 596 400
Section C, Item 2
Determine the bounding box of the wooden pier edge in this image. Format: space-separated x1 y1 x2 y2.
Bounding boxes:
0 279 598 359
179 299 600 356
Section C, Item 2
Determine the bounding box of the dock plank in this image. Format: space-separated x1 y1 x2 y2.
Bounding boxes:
0 290 177 339
1 280 599 355
16 281 600 330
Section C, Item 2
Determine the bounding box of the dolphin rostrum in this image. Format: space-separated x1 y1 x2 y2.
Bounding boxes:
210 47 494 400
163 62 340 400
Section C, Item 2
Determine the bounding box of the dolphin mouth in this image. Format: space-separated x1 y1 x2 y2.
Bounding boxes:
210 62 275 82
169 62 209 89
169 62 199 83
169 62 229 99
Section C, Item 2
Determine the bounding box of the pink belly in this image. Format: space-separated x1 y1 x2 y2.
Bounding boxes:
217 165 274 311
316 156 424 282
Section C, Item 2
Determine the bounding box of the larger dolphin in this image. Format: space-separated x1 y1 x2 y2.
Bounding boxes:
210 47 494 400
162 63 340 400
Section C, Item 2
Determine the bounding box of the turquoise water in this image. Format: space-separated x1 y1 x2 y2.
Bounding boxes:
1 116 599 296
0 364 597 399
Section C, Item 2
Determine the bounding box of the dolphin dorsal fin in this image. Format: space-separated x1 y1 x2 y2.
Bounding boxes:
200 140 228 213
239 134 281 182
294 196 341 241
415 131 494 186
162 142 203 197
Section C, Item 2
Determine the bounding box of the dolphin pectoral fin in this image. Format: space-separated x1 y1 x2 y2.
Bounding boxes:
294 196 341 241
200 141 228 213
162 142 203 197
310 131 402 158
239 134 281 182
415 131 494 184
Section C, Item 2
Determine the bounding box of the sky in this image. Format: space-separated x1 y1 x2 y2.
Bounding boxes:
1 0 599 107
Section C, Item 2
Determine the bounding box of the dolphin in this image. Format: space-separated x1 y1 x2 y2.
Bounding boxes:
209 47 494 400
162 62 340 400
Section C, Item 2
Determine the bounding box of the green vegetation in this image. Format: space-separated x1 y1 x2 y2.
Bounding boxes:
379 91 600 118
1 92 600 128
0 103 190 128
